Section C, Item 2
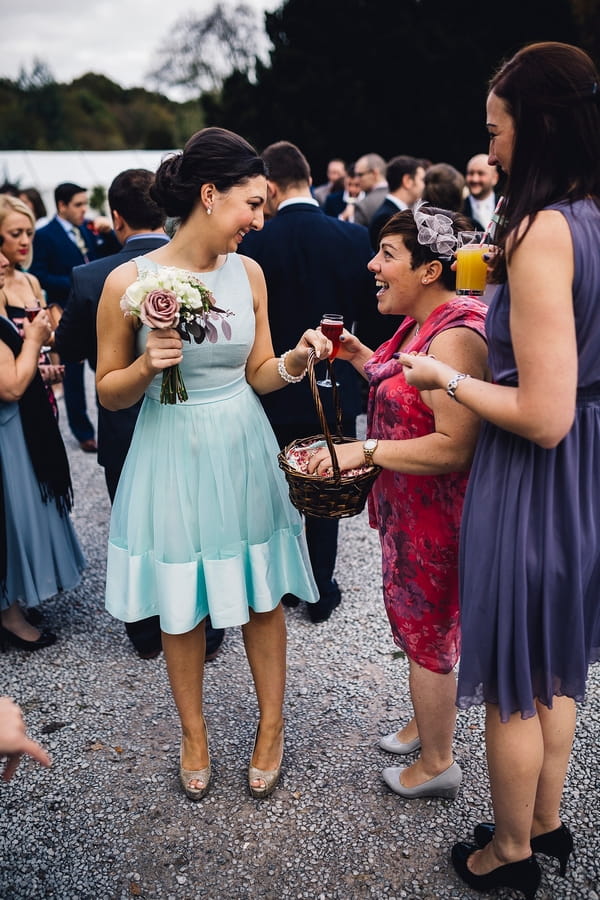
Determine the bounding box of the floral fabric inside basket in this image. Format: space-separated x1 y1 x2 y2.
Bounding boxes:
285 439 371 478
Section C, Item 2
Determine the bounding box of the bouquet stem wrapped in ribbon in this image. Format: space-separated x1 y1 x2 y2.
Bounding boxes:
120 267 234 403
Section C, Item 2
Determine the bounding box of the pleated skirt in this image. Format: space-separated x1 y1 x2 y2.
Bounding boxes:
458 394 600 721
106 377 317 633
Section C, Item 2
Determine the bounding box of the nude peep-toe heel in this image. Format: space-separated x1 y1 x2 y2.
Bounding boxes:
179 723 211 801
248 723 284 799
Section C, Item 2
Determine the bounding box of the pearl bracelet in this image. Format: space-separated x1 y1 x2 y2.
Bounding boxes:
277 350 306 384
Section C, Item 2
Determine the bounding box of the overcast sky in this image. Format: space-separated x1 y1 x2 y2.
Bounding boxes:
3 0 280 98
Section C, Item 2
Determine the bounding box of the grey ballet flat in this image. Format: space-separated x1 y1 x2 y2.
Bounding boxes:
382 761 462 800
378 731 421 755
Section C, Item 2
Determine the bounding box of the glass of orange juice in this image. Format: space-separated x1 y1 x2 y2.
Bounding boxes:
455 232 489 296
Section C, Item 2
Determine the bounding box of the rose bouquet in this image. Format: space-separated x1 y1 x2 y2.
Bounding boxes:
121 267 234 404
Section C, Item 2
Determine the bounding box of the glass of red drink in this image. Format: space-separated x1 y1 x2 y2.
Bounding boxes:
317 313 343 388
24 306 42 322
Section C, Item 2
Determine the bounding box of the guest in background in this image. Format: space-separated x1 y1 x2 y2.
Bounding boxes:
422 163 465 212
324 165 365 221
242 140 375 623
313 158 347 206
0 196 63 411
19 188 49 228
369 155 426 250
462 153 499 231
0 237 85 651
31 183 98 453
353 154 388 226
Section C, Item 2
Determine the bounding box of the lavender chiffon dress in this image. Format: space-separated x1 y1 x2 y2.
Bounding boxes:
457 199 600 721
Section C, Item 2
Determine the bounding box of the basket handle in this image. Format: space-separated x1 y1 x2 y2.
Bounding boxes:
306 349 343 485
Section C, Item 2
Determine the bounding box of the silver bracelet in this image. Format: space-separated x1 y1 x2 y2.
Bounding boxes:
277 350 306 384
446 372 470 401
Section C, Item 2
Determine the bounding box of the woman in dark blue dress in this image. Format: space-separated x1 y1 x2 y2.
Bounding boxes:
399 42 600 899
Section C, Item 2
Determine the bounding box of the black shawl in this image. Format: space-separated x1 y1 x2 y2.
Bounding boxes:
0 317 73 590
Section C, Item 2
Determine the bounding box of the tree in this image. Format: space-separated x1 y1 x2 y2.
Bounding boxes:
147 2 269 97
17 59 66 149
205 0 580 181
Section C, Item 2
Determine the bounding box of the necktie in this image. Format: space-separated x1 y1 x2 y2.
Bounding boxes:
70 226 89 262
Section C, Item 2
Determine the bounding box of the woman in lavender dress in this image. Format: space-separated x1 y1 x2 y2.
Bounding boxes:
400 42 600 899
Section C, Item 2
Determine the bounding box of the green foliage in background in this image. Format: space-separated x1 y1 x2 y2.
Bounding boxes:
0 0 598 180
0 65 204 151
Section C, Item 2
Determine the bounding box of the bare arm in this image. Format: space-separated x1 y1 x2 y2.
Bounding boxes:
241 256 330 395
400 211 576 449
309 326 488 476
0 312 53 402
96 262 183 411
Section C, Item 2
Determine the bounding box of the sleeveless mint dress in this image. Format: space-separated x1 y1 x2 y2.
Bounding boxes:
105 255 317 633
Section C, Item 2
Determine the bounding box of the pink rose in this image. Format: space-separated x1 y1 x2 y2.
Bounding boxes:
140 289 180 329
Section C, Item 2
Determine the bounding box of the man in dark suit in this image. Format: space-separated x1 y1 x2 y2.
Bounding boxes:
242 141 377 623
369 155 425 251
353 153 388 227
31 182 99 452
54 169 224 660
461 153 499 231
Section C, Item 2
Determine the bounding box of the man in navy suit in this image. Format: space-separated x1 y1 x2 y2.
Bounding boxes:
54 169 224 661
370 155 425 250
242 141 377 623
31 182 99 452
461 153 499 231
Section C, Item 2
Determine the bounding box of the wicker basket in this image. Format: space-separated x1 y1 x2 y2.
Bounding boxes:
277 351 381 518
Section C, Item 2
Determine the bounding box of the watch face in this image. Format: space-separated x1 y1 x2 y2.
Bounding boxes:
364 439 377 451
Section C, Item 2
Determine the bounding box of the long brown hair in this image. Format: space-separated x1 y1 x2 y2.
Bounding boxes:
489 42 600 281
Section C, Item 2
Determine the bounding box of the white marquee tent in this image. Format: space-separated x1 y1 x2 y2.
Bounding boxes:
0 150 175 214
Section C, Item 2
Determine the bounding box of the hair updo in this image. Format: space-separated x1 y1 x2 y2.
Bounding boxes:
151 127 267 222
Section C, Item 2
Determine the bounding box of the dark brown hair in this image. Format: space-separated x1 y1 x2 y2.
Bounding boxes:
108 169 164 231
489 42 600 279
261 141 311 189
379 207 473 291
151 127 266 222
422 163 465 212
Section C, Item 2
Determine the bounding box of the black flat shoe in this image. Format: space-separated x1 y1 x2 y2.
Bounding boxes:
474 821 574 876
23 607 44 626
451 841 540 900
0 625 57 652
307 585 341 624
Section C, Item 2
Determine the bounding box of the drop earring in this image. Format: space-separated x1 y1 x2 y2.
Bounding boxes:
206 207 212 216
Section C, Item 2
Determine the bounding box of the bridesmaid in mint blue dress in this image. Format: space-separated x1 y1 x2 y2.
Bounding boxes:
97 128 329 802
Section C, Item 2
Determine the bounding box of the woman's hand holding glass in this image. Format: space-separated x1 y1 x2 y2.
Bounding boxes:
38 363 65 385
290 328 332 368
22 308 52 349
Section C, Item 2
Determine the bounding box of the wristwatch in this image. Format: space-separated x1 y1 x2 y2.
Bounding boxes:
363 438 379 466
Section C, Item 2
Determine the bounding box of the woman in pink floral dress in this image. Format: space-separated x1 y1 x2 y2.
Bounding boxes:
310 206 488 799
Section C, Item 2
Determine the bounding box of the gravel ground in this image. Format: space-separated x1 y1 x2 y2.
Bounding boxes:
0 379 598 900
